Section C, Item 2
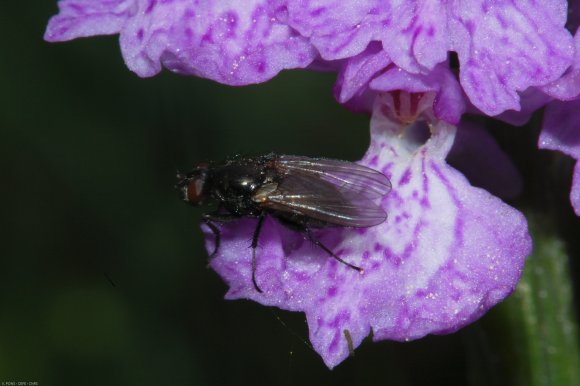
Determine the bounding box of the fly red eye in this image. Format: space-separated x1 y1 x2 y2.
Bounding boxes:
186 177 205 203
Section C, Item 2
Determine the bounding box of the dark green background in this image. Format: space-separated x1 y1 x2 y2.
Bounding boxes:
2 3 578 386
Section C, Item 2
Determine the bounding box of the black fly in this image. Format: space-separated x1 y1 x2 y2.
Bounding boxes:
176 153 391 292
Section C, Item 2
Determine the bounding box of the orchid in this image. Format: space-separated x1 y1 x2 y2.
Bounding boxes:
45 0 579 371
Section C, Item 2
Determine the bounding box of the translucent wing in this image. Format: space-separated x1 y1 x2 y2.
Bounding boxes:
276 155 391 199
260 173 387 227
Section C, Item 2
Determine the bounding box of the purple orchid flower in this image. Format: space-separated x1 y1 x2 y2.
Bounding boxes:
45 0 575 116
47 0 580 368
208 90 531 367
45 0 318 84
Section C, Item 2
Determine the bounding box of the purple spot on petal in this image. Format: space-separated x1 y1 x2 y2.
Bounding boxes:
69 3 83 12
227 12 238 27
331 310 350 328
399 168 411 186
256 61 266 73
411 25 422 45
201 28 213 43
454 217 464 245
311 7 325 17
465 20 475 34
137 29 144 41
145 0 157 14
415 289 427 298
362 251 370 260
292 271 310 282
374 243 382 252
383 162 394 174
328 331 340 353
420 156 430 208
327 286 337 297
355 228 367 235
496 14 509 29
326 261 339 278
431 161 460 208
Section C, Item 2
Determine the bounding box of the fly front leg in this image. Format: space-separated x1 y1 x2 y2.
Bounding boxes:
250 213 266 293
201 212 240 258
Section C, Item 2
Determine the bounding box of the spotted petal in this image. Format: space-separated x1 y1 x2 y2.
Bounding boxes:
285 0 448 71
44 0 135 40
285 0 574 116
208 95 531 368
45 0 317 84
541 29 580 101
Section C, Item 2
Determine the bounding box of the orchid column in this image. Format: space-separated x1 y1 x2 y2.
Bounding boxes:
45 0 580 377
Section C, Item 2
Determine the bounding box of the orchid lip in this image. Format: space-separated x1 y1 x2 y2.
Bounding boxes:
208 96 531 368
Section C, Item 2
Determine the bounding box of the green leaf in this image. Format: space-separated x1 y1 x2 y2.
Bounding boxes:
485 215 580 386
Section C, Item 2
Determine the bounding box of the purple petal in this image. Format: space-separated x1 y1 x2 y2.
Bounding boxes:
285 0 448 70
209 96 531 368
540 100 580 215
286 0 573 116
448 121 522 200
450 1 574 115
492 87 552 126
44 0 135 41
334 42 391 105
46 0 317 84
541 29 580 101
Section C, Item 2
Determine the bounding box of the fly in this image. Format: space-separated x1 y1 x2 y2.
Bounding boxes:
176 153 391 292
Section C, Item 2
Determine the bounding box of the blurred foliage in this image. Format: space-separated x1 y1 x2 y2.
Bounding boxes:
1 2 578 386
474 215 580 386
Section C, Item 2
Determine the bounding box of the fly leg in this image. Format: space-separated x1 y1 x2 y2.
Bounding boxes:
305 228 362 272
202 212 240 258
250 213 266 293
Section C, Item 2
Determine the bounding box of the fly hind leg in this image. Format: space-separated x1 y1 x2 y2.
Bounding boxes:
305 228 363 273
274 215 363 272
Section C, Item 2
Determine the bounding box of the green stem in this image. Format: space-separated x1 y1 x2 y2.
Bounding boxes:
484 214 580 386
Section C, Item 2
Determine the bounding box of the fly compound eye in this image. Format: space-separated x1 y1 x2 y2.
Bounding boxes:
185 176 206 204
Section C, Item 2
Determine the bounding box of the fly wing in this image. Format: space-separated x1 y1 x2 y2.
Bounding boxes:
276 155 391 199
260 173 387 227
